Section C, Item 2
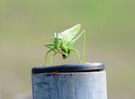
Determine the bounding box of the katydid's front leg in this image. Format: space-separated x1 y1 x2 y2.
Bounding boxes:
44 43 55 65
50 52 53 65
45 48 54 66
44 43 55 51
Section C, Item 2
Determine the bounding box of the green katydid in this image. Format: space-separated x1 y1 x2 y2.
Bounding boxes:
44 24 86 65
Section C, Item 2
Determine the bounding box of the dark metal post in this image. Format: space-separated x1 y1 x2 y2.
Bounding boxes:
32 63 107 99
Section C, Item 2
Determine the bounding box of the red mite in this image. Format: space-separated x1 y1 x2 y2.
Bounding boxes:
51 71 58 75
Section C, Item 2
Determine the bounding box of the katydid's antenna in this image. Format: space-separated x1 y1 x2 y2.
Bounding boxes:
37 37 54 43
32 37 54 47
54 33 57 38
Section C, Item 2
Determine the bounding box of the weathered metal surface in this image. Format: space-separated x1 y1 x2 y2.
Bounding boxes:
32 70 107 99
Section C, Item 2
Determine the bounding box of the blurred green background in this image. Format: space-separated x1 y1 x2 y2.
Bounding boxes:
0 0 135 99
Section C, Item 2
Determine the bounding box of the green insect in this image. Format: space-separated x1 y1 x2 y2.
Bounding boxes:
44 24 86 65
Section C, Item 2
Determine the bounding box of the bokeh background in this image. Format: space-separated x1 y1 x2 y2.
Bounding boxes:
0 0 135 99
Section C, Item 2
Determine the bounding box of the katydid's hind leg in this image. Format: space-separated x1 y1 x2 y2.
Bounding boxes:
71 48 82 64
83 31 86 63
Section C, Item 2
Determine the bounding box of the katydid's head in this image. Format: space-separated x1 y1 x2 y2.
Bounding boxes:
54 33 62 49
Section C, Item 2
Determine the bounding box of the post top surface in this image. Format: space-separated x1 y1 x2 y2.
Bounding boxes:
32 63 105 74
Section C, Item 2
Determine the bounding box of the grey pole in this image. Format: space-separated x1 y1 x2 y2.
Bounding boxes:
32 63 107 99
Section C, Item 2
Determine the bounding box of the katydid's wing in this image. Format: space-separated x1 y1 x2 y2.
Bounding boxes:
58 24 81 43
67 30 85 46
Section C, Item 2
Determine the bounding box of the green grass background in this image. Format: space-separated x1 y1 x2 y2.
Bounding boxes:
0 0 135 99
